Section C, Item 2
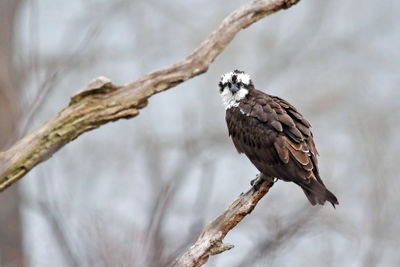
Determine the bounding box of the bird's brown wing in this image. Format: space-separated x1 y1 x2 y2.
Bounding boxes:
226 90 338 206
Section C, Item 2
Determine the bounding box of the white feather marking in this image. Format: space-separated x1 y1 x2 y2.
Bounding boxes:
221 71 251 86
239 108 249 116
220 87 248 110
237 73 250 85
219 71 251 110
221 71 233 84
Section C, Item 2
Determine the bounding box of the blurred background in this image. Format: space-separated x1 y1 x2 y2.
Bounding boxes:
1 0 399 266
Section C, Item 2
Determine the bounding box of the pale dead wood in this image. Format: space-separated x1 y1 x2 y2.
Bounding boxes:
0 0 300 191
170 177 275 267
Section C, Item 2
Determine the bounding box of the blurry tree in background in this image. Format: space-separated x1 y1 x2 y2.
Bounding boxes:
1 0 400 266
0 0 25 266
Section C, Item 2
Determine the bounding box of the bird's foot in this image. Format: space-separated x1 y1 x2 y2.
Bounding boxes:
251 174 276 190
251 174 265 190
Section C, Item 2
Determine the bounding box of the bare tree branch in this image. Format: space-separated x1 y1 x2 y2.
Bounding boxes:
0 0 300 192
171 177 275 267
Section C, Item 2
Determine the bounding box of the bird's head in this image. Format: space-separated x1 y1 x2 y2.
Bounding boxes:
218 70 252 109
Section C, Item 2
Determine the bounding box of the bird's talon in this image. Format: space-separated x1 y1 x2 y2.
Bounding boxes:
251 174 265 190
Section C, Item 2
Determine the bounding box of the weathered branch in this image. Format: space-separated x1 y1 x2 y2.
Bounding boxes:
171 177 275 267
0 0 300 191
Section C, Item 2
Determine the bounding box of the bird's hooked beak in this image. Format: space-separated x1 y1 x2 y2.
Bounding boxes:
230 84 239 94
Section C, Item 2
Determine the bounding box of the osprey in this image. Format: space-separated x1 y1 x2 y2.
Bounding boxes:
219 70 338 207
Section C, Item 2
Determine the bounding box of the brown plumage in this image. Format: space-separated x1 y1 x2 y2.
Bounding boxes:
220 70 338 207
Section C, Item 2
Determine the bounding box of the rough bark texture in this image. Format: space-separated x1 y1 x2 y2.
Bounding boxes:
171 177 275 267
0 0 301 191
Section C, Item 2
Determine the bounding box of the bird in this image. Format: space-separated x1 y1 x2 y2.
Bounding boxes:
218 69 338 207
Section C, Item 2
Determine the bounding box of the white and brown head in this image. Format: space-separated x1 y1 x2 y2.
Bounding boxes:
218 70 252 110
